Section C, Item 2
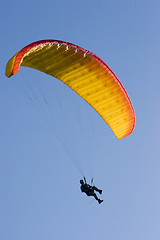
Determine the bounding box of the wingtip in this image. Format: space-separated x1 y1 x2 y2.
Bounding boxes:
5 54 18 78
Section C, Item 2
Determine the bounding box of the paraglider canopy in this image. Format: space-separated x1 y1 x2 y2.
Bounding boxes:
5 39 135 139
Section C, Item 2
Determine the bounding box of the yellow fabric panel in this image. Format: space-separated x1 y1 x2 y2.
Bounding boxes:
6 41 135 139
5 54 18 77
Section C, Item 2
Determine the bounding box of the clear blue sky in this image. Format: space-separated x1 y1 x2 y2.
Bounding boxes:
1 0 160 239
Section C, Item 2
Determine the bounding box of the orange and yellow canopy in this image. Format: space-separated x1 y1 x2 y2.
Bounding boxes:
5 40 135 139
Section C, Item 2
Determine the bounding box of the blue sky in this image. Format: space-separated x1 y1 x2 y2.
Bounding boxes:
1 0 160 239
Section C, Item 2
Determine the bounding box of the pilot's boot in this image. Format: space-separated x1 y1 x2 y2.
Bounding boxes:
98 199 103 204
98 190 102 194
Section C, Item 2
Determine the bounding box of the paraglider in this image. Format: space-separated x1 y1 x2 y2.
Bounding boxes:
80 178 103 204
5 40 135 204
5 39 135 139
